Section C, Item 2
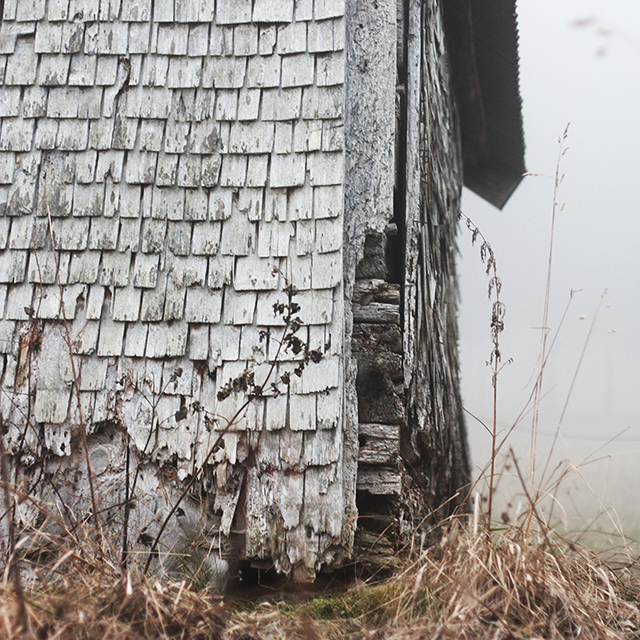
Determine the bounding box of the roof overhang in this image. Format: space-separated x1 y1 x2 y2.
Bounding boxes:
442 0 526 209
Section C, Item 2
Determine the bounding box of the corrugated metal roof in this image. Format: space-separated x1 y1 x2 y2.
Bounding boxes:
443 0 526 209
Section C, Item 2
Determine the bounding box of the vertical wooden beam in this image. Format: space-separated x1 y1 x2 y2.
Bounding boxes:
403 0 422 388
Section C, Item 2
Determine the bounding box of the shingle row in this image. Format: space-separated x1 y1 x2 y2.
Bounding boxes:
0 227 339 281
3 0 344 25
0 16 344 56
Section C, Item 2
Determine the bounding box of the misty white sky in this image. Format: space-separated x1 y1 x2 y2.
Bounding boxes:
457 0 640 536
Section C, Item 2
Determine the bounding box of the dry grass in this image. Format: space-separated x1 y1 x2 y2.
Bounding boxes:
2 516 640 640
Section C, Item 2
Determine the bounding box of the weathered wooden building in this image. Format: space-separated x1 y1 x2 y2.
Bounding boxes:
0 0 524 581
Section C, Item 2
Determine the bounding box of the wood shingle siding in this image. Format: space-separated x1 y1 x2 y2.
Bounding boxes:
0 0 350 581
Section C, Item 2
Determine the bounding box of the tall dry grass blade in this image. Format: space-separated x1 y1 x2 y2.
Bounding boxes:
530 123 570 484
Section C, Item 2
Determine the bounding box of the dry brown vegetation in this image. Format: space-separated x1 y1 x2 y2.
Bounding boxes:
2 508 640 640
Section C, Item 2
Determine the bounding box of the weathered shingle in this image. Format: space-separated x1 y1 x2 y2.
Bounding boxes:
277 22 306 54
0 152 16 183
190 220 220 255
129 22 151 53
35 21 63 53
0 251 28 283
314 0 345 20
133 252 160 287
270 153 305 188
146 321 188 357
95 22 129 55
295 218 315 254
79 357 108 391
216 0 252 25
87 119 112 150
286 253 311 289
35 389 70 423
47 0 69 20
88 217 118 250
177 154 201 187
72 182 102 215
157 24 188 56
246 155 268 187
253 0 294 23
294 0 312 21
246 54 281 88
261 87 301 120
288 184 312 220
56 119 89 150
312 184 341 218
289 393 316 430
53 217 90 250
68 54 96 85
140 277 166 321
95 55 118 85
100 252 130 287
5 282 34 318
16 0 46 22
281 53 314 87
219 155 247 188
187 322 208 359
258 25 276 55
112 286 142 321
22 86 48 117
76 87 102 118
235 255 279 291
182 188 208 220
315 217 341 254
202 56 246 89
229 121 274 154
156 153 179 185
97 316 125 356
222 289 256 325
322 120 343 151
0 23 35 55
121 0 152 22
207 254 233 288
307 151 343 186
61 21 84 53
184 287 222 323
68 251 100 284
0 219 10 249
152 0 173 22
258 219 293 258
234 24 258 56
316 52 344 86
311 251 341 288
137 119 164 152
187 24 209 56
72 321 100 356
0 118 34 151
274 122 292 154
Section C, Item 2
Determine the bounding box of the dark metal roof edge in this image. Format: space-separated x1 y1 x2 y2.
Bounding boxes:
442 0 526 209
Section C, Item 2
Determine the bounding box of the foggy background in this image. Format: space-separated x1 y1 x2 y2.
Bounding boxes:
458 0 640 546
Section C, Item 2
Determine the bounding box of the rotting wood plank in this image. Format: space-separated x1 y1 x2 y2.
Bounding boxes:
352 302 400 325
358 423 399 465
356 465 402 495
353 279 401 304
